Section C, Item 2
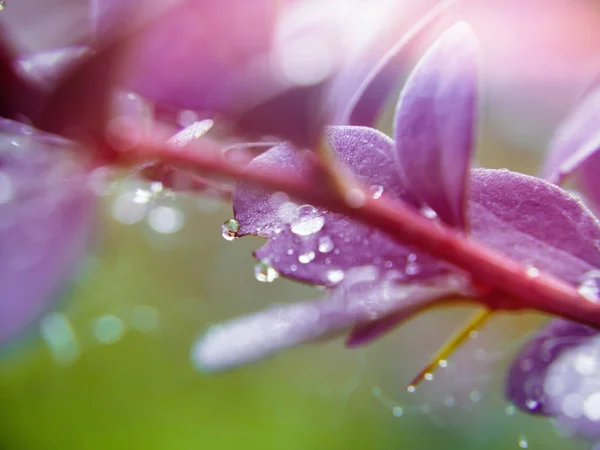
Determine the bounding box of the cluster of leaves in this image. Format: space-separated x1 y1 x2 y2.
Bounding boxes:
4 0 600 447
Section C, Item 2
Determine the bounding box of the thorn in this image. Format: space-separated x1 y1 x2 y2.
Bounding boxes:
405 308 492 391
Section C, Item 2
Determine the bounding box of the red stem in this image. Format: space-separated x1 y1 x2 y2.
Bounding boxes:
133 140 600 331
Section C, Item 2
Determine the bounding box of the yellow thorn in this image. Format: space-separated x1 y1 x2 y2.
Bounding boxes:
405 308 493 392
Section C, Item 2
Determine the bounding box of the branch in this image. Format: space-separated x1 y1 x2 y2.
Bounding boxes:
132 140 600 330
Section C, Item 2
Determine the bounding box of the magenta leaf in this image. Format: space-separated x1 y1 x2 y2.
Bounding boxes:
469 169 600 285
505 320 598 417
233 126 450 287
0 120 94 347
394 22 478 229
541 88 600 185
193 273 467 371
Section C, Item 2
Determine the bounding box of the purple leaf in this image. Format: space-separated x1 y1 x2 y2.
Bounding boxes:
541 88 600 185
505 319 597 416
347 167 600 347
233 126 450 287
394 22 478 229
469 169 600 285
538 328 600 442
0 120 94 346
193 273 467 371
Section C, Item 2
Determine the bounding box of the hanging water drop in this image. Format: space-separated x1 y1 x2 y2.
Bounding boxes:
222 219 240 241
577 270 600 303
318 236 334 253
420 205 438 219
298 251 316 264
325 269 345 284
254 260 279 282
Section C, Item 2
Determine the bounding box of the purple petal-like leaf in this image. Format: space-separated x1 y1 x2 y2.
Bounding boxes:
233 126 450 287
505 320 597 415
193 273 467 371
469 169 600 285
541 88 600 185
540 329 600 442
393 22 478 229
0 120 94 346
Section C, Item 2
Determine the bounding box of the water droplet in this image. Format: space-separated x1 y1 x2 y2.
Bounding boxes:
525 266 540 278
325 269 345 285
438 359 448 368
420 205 438 219
254 260 279 283
318 236 334 253
291 216 325 236
222 219 240 241
424 373 434 381
392 406 403 417
577 270 600 303
298 251 315 264
525 399 538 410
406 385 416 393
286 248 294 255
518 435 529 448
370 185 384 199
505 404 517 416
147 206 184 234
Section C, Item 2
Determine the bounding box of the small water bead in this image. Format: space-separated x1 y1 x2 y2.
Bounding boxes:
298 251 316 264
438 359 448 368
406 385 416 393
291 216 325 236
318 236 334 253
254 260 279 283
325 269 345 284
517 435 529 449
525 399 539 410
420 205 438 219
286 248 294 255
577 270 600 302
505 404 517 416
424 372 434 381
525 266 540 278
222 219 240 241
370 185 384 199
